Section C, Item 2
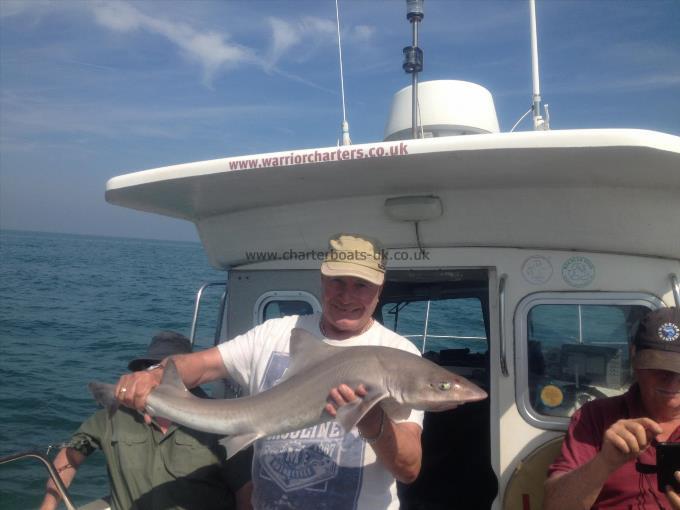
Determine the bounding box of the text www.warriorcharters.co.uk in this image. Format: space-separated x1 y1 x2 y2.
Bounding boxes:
228 142 409 170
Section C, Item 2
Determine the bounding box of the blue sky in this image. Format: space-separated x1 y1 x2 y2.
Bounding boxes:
1 0 678 242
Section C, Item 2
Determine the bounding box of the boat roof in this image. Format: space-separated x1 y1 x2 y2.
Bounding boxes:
106 128 680 268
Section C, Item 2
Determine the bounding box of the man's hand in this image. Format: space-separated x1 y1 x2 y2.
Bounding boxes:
598 417 662 472
325 384 384 438
114 366 164 416
665 471 680 510
325 383 366 417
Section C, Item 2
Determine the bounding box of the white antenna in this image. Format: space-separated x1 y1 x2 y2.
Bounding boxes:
529 0 549 130
335 0 351 145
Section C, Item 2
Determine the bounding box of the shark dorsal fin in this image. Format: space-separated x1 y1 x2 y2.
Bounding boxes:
160 359 189 392
285 328 340 378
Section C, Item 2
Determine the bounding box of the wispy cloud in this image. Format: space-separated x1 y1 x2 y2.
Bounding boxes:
552 72 680 95
0 0 52 18
2 1 376 92
264 15 374 68
0 90 294 145
266 17 302 68
88 1 256 87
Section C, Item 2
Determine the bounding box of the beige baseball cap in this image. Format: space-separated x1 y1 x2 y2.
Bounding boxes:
320 234 386 286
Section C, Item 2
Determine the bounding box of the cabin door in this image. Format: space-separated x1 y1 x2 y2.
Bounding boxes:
376 268 498 509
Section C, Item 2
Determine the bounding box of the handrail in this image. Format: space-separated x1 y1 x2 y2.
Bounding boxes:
499 274 509 377
671 274 680 308
404 334 487 340
421 300 432 353
0 450 77 510
190 281 227 345
213 286 228 347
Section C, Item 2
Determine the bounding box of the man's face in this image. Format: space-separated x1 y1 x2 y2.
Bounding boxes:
636 368 680 419
321 275 382 336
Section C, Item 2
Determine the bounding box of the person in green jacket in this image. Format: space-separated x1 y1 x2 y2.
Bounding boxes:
40 332 252 510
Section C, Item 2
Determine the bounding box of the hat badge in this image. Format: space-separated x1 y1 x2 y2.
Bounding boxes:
658 322 680 342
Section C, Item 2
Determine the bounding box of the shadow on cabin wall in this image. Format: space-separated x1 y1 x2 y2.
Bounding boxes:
398 399 498 509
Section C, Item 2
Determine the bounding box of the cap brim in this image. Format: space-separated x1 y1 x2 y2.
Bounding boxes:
633 349 680 374
321 261 384 286
128 357 160 372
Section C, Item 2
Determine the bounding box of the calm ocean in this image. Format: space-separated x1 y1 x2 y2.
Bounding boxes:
0 229 488 509
0 230 224 509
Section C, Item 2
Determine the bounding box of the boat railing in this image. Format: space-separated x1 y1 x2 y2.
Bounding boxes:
403 333 487 354
0 449 77 510
190 281 227 346
671 273 679 308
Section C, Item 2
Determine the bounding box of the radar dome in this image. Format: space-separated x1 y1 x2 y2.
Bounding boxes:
384 80 500 141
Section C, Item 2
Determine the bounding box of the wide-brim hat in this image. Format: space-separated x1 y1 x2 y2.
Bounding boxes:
632 307 680 374
320 234 386 286
128 331 192 372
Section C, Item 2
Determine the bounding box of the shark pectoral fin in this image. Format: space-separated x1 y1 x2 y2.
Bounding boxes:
335 389 388 432
380 398 412 422
220 433 262 460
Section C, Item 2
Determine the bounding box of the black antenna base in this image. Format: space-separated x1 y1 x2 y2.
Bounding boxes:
403 46 423 74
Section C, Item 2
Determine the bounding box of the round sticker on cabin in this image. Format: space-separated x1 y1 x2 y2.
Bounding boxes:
540 384 564 408
562 256 595 288
521 256 553 285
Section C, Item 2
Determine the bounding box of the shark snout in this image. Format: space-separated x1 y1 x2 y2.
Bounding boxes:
462 384 488 402
453 377 488 403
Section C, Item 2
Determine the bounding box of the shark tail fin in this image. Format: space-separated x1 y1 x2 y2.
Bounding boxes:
219 433 261 460
160 359 189 393
88 382 119 417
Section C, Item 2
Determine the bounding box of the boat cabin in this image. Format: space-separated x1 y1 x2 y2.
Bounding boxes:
105 79 680 509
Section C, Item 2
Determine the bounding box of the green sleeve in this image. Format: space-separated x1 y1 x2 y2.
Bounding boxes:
68 409 107 457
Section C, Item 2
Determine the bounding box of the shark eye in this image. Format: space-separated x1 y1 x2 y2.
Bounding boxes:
438 382 451 391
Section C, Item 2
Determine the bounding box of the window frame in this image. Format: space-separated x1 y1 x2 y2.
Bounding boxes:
514 291 663 430
253 290 321 325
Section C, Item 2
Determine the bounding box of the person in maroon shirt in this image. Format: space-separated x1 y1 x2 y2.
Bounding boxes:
545 307 680 510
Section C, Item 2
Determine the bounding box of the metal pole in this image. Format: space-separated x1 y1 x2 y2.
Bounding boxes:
412 19 419 139
671 274 680 308
335 0 351 146
529 0 545 130
0 451 77 510
422 299 431 353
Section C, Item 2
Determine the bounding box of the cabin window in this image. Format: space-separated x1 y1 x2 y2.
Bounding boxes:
381 297 487 354
516 293 662 428
254 290 320 325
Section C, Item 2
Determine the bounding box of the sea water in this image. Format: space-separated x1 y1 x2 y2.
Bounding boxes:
0 229 632 509
0 230 486 509
0 230 224 509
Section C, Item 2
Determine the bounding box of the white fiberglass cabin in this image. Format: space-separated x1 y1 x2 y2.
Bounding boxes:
106 77 680 509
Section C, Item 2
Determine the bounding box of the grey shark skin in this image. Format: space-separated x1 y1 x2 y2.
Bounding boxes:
89 328 487 458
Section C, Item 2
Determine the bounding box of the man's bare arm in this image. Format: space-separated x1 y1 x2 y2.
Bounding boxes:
544 417 662 510
327 384 422 484
115 346 228 411
543 454 613 510
39 448 86 510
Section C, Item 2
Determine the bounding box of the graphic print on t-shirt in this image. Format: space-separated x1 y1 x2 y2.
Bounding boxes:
252 351 365 510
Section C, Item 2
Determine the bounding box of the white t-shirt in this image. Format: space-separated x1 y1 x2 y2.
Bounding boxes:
218 312 424 510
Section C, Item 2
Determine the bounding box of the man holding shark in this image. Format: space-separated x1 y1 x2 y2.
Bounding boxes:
115 234 482 509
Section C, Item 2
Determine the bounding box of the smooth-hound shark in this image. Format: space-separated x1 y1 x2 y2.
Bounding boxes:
89 328 487 457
